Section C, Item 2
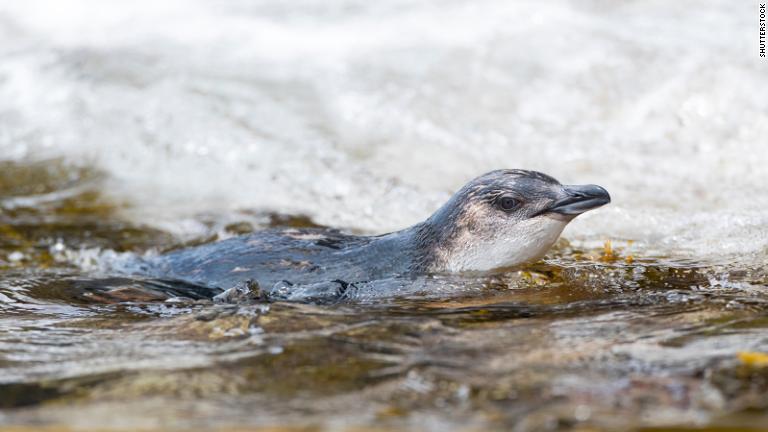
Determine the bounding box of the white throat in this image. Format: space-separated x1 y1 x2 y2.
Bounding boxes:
435 216 568 273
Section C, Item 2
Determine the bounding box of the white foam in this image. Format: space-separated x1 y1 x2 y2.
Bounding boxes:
0 0 765 264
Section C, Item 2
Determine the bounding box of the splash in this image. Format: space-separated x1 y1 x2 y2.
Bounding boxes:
0 0 764 266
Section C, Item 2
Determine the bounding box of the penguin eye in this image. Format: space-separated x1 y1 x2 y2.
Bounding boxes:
497 196 519 211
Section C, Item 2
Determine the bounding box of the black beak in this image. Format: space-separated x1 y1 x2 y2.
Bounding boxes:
547 184 611 216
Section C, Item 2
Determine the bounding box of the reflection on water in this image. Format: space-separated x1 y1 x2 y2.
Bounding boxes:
1 160 768 431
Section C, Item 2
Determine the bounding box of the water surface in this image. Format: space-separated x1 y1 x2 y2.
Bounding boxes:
1 1 767 430
1 160 767 431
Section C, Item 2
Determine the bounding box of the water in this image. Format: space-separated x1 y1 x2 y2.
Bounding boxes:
1 1 767 430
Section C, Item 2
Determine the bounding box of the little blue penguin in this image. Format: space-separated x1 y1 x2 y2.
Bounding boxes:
137 169 610 300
